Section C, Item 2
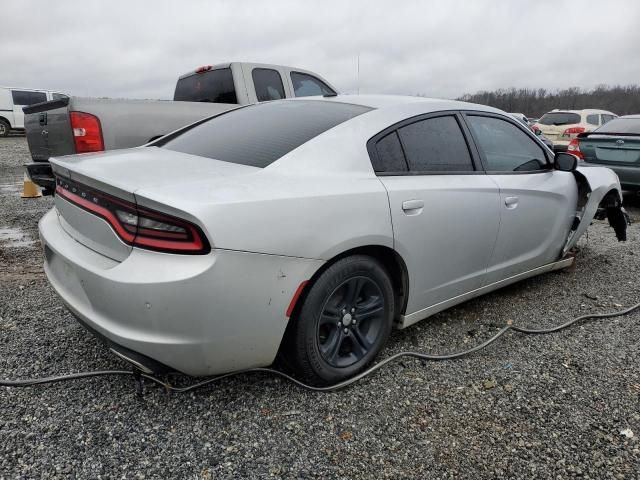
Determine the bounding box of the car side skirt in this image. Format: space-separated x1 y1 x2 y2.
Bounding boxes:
399 256 575 329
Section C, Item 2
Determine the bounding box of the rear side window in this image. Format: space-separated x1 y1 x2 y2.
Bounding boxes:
12 90 47 105
252 68 285 102
586 114 600 126
173 68 237 103
601 114 615 124
160 100 371 168
595 117 640 134
538 112 580 126
397 116 474 172
467 115 548 172
291 72 335 97
373 132 407 172
51 93 68 100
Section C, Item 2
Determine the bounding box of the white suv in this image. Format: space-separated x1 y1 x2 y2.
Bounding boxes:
0 87 68 137
534 109 617 151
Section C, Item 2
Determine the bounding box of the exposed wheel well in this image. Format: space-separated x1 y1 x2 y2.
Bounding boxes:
0 116 11 126
599 188 623 207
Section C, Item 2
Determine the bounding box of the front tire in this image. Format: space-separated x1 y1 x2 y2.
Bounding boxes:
0 119 10 137
285 255 395 386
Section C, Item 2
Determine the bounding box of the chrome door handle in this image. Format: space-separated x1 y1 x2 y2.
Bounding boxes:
504 196 519 209
402 199 424 215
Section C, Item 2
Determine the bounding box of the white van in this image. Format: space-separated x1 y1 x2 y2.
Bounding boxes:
0 87 68 136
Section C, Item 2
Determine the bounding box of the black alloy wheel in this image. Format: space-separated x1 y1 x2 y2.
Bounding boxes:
284 255 395 386
317 276 386 368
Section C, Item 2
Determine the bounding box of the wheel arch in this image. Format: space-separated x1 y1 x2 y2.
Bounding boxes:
287 244 409 327
276 243 410 366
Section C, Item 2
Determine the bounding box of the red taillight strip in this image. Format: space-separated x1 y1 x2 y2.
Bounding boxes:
56 185 135 242
55 180 210 254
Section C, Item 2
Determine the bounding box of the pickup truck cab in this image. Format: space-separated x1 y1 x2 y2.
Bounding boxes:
24 62 336 193
25 62 336 160
0 87 68 136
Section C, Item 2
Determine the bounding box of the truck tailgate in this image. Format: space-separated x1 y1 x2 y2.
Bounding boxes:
24 98 75 161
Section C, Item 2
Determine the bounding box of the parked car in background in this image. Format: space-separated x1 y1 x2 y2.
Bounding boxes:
534 109 617 151
576 115 640 192
0 87 67 137
39 95 626 385
24 62 336 193
509 112 554 150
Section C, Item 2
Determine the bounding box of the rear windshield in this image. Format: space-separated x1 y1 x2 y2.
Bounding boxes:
538 112 581 126
160 100 372 168
595 117 640 135
173 68 237 104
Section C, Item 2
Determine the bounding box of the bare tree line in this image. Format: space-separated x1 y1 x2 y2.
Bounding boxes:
456 85 640 118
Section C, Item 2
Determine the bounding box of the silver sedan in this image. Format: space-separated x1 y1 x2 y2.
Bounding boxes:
40 95 625 385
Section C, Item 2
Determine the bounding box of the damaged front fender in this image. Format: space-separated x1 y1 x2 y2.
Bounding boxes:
562 165 626 255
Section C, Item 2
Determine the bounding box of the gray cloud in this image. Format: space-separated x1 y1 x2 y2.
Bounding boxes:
2 0 639 100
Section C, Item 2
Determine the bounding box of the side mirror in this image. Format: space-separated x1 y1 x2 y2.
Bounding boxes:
554 152 578 172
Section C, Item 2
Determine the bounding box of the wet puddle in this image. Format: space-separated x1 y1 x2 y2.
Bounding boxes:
0 182 21 194
0 226 35 248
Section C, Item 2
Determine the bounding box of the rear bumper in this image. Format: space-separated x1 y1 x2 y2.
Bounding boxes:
39 208 323 376
26 162 55 194
583 162 640 191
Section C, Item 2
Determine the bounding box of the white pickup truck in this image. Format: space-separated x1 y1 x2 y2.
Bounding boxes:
24 62 336 193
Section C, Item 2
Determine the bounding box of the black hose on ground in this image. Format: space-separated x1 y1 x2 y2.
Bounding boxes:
1 302 639 394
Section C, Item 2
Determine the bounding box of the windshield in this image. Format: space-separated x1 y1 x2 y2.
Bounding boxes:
538 112 580 126
160 100 372 168
595 117 640 135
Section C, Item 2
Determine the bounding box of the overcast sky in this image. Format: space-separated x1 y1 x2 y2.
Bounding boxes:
2 0 639 100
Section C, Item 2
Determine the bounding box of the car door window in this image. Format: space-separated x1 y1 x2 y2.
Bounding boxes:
586 114 600 126
290 72 335 97
11 90 46 105
252 68 285 102
601 114 614 125
397 115 474 172
466 115 548 172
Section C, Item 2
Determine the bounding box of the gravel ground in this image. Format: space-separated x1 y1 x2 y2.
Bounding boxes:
1 136 639 479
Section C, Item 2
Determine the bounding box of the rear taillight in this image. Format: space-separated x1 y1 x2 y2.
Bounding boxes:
55 177 210 254
567 138 584 160
70 111 104 153
562 126 586 136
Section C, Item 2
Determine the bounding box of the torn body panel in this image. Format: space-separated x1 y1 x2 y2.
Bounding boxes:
562 165 625 255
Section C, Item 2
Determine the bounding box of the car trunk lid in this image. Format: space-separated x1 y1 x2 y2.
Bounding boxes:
580 134 640 166
50 147 259 261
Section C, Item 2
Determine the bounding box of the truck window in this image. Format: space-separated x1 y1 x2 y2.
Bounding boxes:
173 68 237 104
12 90 47 105
290 72 335 97
51 93 69 100
252 68 285 102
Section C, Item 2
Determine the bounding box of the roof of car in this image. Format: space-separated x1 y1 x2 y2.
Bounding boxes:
548 108 616 115
291 94 502 113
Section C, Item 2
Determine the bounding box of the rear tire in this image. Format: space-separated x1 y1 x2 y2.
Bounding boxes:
0 119 10 137
285 255 395 386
